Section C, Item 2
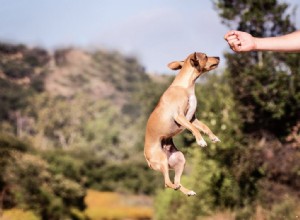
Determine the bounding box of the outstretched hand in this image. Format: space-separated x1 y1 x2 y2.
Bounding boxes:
224 30 256 52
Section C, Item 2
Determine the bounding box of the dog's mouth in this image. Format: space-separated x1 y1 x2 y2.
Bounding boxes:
206 57 220 70
210 63 219 69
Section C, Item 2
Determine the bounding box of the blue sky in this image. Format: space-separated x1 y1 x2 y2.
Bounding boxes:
0 0 299 73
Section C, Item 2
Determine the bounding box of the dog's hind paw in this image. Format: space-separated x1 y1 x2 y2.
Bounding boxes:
197 139 207 147
211 136 221 143
186 191 196 196
174 185 181 190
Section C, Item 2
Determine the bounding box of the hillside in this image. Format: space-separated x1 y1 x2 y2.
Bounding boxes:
0 42 167 219
0 42 151 106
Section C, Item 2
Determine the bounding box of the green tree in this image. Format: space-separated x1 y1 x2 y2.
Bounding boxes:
213 0 300 217
0 133 85 220
214 0 300 136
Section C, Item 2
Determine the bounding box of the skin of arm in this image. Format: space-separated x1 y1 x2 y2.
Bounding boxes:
224 30 300 52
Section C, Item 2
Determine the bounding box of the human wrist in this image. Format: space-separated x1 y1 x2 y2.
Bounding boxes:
252 37 260 51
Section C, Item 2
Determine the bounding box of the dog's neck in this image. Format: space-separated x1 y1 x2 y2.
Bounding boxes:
171 66 200 91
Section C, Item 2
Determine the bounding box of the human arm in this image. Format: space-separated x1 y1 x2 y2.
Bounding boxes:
224 30 300 52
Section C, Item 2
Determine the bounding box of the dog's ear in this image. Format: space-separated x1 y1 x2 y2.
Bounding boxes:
190 52 199 68
168 61 184 70
190 58 199 67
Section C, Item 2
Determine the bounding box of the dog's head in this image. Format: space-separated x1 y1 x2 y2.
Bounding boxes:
168 52 219 73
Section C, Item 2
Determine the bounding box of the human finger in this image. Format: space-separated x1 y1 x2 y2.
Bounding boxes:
231 41 243 52
225 35 239 42
224 30 236 39
227 38 241 47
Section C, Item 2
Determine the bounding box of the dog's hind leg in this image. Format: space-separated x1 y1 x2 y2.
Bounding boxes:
145 141 180 190
160 155 181 190
164 139 196 196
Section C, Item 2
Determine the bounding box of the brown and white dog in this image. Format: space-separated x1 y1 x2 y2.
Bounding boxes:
144 52 220 196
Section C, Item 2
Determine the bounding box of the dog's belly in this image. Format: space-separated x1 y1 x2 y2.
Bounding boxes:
165 122 184 137
146 114 182 139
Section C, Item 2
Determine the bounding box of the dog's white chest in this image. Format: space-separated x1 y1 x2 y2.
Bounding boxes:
186 95 197 121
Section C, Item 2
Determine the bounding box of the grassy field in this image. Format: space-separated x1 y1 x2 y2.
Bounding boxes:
1 209 40 220
84 190 153 220
0 190 153 220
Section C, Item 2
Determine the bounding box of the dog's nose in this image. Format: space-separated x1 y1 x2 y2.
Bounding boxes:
214 57 220 61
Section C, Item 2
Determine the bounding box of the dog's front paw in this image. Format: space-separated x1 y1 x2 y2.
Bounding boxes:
186 191 196 196
197 139 207 147
211 136 221 143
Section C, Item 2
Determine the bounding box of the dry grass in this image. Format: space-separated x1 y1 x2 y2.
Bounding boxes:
200 211 235 220
84 189 153 220
0 209 40 220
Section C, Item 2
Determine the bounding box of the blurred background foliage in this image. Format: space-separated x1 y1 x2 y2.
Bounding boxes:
0 0 299 220
154 1 300 219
